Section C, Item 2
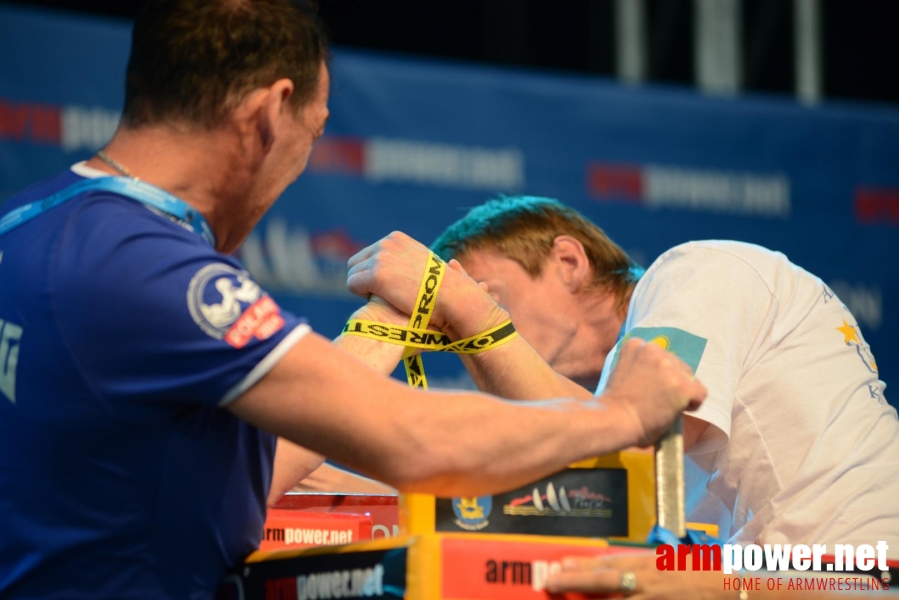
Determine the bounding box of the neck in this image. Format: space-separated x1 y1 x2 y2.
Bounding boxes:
86 125 266 253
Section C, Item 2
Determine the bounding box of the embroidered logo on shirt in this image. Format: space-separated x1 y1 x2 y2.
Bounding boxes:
611 326 708 373
836 319 877 374
187 263 284 348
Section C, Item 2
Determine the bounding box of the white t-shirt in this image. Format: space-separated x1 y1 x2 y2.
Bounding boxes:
597 241 899 549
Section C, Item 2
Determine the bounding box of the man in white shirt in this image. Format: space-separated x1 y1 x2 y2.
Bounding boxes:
348 195 899 551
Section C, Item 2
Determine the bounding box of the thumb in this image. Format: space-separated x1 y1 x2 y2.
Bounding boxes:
447 258 466 273
448 258 488 291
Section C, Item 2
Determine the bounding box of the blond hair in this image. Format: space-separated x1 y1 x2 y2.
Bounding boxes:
432 196 641 310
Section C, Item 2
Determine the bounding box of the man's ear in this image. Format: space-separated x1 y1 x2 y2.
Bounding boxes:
233 79 295 155
259 79 295 152
550 235 591 292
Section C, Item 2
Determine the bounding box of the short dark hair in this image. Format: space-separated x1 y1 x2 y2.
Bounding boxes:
432 196 642 310
122 0 329 129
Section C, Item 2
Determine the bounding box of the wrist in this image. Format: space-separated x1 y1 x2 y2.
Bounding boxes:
591 394 646 450
337 299 410 374
567 398 640 457
349 299 410 327
438 267 510 340
334 331 405 374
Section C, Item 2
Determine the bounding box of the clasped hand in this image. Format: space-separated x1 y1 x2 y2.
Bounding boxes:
346 231 503 339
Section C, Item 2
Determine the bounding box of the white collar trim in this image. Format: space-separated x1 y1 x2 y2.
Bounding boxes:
70 161 110 179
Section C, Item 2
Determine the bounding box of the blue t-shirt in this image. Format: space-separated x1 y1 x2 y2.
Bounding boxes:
0 167 311 599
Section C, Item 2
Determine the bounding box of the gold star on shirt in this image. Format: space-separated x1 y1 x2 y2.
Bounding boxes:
836 320 859 344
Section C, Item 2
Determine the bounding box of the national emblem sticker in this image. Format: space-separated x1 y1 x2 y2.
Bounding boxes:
451 496 492 531
187 263 285 348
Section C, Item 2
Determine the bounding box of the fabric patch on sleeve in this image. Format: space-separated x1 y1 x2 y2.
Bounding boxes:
187 263 285 348
611 326 708 373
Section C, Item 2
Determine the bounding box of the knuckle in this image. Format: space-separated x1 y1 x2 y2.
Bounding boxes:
386 231 408 246
622 338 643 354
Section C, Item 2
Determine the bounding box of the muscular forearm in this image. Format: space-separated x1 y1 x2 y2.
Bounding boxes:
268 439 325 506
267 312 405 505
460 338 594 401
334 385 636 496
235 333 701 500
236 337 632 497
434 271 594 402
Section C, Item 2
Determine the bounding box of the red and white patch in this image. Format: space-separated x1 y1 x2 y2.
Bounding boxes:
187 263 287 348
223 296 285 349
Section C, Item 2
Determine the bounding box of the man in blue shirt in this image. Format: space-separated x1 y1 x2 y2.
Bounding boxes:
0 1 706 598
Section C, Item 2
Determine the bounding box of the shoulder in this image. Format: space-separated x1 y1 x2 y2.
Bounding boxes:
5 170 209 266
648 240 784 273
643 241 789 293
628 241 782 319
67 188 204 243
57 190 216 275
49 190 236 328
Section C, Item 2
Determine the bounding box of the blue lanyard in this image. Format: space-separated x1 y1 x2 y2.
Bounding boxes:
0 176 216 247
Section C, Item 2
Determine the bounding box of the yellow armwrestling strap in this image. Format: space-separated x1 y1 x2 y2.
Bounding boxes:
343 251 518 389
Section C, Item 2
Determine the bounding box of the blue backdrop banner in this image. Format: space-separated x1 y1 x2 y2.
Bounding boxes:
1 5 897 402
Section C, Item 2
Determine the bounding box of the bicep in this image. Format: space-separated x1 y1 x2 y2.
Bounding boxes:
683 415 709 452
